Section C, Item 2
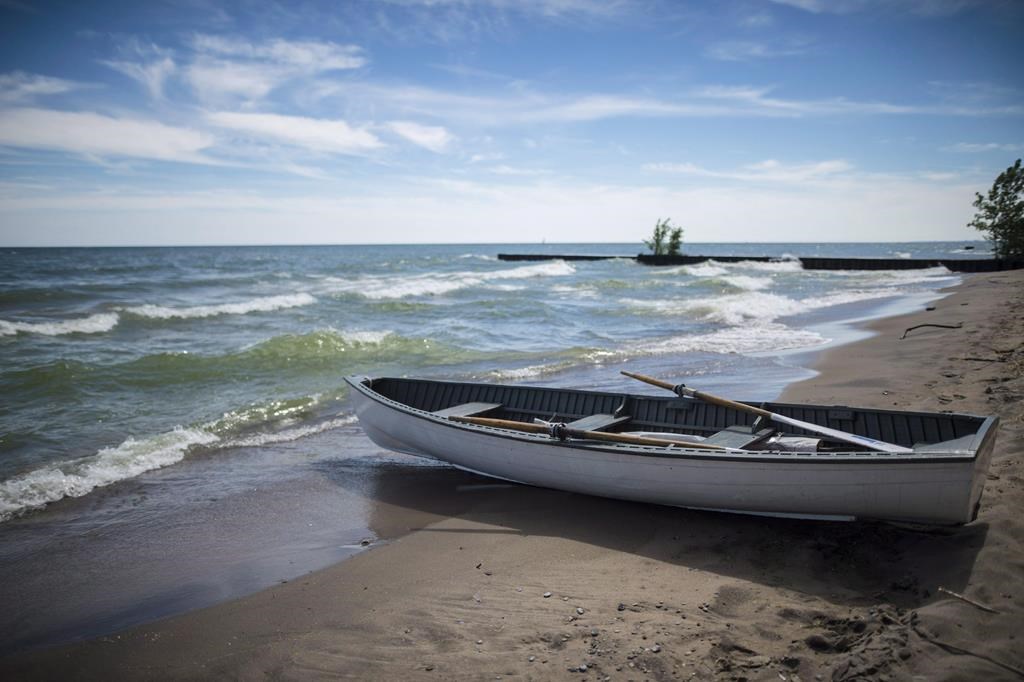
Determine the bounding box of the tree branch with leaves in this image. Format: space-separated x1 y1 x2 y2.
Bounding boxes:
644 218 684 256
969 159 1024 258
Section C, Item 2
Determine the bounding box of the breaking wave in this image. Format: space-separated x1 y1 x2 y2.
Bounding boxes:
324 260 576 300
0 427 220 522
624 288 903 326
0 398 359 522
0 312 119 337
635 324 827 356
121 293 316 320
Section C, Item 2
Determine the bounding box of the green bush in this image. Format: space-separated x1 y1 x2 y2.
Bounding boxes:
969 159 1024 258
644 218 684 256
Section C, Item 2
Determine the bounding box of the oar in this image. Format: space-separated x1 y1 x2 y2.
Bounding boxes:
621 370 913 454
447 415 739 452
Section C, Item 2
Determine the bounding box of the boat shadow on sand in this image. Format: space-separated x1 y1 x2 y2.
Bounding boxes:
313 459 988 611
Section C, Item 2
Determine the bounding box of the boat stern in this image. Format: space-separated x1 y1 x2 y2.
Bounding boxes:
966 415 1000 522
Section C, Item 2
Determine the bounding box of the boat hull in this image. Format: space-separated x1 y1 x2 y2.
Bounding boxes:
348 377 996 525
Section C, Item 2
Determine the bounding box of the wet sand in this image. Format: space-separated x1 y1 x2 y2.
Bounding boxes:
3 270 1022 681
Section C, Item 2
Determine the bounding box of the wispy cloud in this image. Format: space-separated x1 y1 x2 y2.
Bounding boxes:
377 0 632 19
103 56 176 100
386 120 455 152
645 159 855 184
206 111 382 155
191 34 366 71
361 0 634 44
705 40 809 61
326 80 1021 130
487 164 552 176
768 0 980 16
0 108 215 163
185 35 365 104
0 71 86 104
946 142 1024 153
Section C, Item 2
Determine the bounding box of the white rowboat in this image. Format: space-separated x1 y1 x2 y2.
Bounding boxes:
346 376 997 525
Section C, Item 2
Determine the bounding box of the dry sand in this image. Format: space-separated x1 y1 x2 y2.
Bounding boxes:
3 270 1022 681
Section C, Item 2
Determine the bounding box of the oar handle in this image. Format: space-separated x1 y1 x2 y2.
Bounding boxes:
621 370 773 418
620 370 678 392
448 415 733 451
621 370 910 452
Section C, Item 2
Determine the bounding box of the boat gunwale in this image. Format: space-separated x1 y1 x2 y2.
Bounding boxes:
346 376 990 464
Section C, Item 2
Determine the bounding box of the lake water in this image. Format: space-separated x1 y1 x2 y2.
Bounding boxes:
0 241 983 651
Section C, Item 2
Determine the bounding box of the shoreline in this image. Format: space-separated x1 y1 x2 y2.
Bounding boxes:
3 270 1022 680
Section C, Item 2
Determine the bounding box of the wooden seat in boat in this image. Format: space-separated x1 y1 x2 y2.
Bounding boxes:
433 402 502 418
704 425 775 449
566 413 631 432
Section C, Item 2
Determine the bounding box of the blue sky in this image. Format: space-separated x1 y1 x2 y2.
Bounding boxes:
0 0 1021 246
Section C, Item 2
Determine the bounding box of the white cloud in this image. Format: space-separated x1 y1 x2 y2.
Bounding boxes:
102 56 176 100
332 80 1019 129
0 71 84 104
487 164 551 176
0 108 215 164
191 35 365 71
386 120 455 152
946 142 1023 153
186 58 282 102
377 0 631 19
186 35 365 104
206 111 382 154
768 0 979 15
705 41 808 61
0 174 980 245
645 159 855 184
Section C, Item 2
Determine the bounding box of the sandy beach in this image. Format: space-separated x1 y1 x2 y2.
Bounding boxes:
3 269 1022 681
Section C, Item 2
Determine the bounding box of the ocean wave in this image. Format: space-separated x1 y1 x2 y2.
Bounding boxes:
0 427 218 522
324 260 575 300
121 293 316 320
718 275 772 291
0 312 119 337
680 262 729 277
221 415 358 448
623 288 904 326
728 257 804 273
0 405 360 522
2 329 481 399
636 323 827 356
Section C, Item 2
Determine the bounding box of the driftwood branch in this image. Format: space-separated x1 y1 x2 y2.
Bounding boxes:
913 623 1024 678
900 322 963 340
937 586 1000 614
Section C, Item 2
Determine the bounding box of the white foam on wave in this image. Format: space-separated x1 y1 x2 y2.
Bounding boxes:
0 409 359 523
325 260 576 300
337 329 394 344
680 262 728 277
873 266 958 286
637 323 827 356
720 275 772 291
0 427 218 522
122 293 316 320
0 312 119 337
624 287 904 326
222 415 358 448
729 257 804 273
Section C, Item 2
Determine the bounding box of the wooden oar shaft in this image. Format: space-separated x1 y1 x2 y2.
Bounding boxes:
620 370 676 392
620 371 772 418
687 389 773 419
448 415 731 451
621 370 913 453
